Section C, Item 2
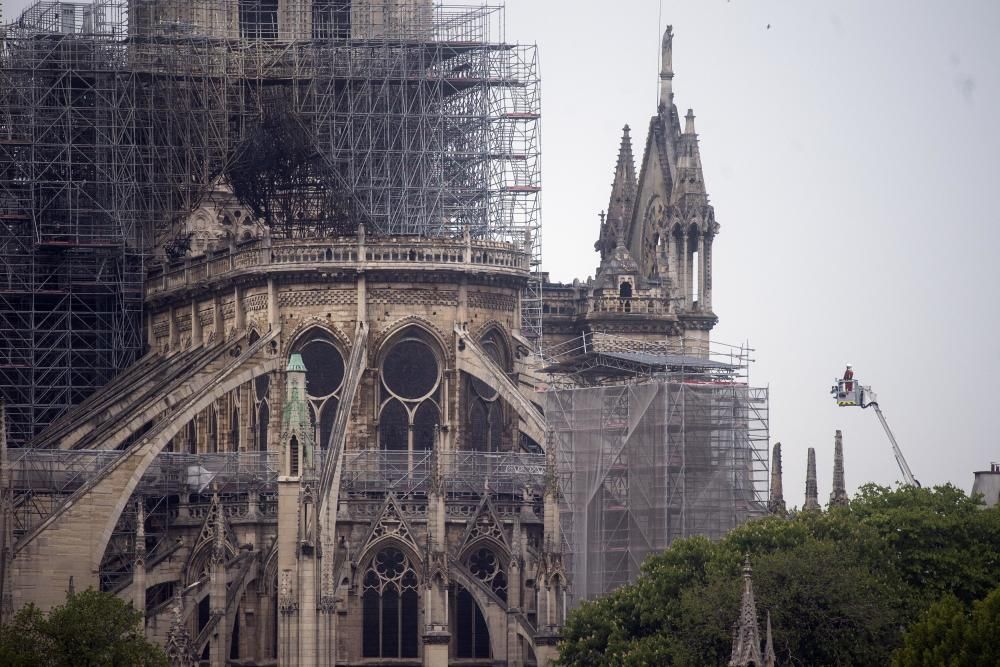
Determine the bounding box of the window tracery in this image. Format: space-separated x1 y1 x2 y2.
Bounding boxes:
292 329 345 450
378 330 441 452
465 330 508 451
362 547 419 658
468 546 507 601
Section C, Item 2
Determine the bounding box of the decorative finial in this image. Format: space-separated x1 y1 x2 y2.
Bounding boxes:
685 109 696 135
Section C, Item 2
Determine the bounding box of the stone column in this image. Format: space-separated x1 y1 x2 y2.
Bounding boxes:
679 231 689 310
133 500 147 629
703 234 714 311
191 300 203 347
209 505 227 667
696 231 705 309
234 286 246 334
268 278 279 330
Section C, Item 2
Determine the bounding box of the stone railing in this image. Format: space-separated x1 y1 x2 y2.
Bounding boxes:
146 236 530 299
588 296 671 316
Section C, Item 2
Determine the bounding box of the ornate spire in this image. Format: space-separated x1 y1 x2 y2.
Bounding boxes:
830 430 849 507
804 447 820 510
763 611 776 667
165 590 196 666
281 353 314 474
728 555 764 667
673 109 707 203
596 125 637 259
768 442 786 515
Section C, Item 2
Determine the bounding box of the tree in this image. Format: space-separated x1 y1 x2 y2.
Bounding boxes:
0 589 168 666
558 485 1000 666
892 586 1000 667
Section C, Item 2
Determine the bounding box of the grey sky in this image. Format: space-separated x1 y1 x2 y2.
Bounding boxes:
501 0 1000 502
4 0 998 503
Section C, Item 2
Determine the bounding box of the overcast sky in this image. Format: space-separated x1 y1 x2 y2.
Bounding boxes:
501 0 1000 503
4 0 998 503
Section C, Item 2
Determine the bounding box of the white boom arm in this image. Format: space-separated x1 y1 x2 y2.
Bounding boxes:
866 401 920 487
831 376 921 487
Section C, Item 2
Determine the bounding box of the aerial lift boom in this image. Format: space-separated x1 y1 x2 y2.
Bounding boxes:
831 368 921 487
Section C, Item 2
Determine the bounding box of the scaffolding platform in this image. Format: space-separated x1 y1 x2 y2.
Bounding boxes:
543 335 769 603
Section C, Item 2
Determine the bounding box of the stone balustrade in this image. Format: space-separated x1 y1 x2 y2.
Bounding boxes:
146 236 530 299
588 295 672 316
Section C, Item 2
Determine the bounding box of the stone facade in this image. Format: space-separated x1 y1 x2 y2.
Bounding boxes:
2 20 728 667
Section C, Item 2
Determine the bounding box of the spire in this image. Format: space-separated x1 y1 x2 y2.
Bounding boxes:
804 447 820 510
829 430 849 507
763 611 776 667
768 442 786 516
672 109 707 203
659 25 674 108
728 555 764 667
596 125 637 259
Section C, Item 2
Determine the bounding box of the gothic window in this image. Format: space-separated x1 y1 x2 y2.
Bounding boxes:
230 404 240 451
378 330 441 453
453 585 490 659
313 0 351 39
208 407 218 453
254 372 270 451
465 331 508 452
292 329 345 450
187 419 198 454
239 0 278 40
362 547 419 658
467 547 507 601
289 435 299 477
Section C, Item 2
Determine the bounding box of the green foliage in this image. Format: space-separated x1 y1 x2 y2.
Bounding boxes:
891 586 1000 667
0 589 168 667
558 484 1000 666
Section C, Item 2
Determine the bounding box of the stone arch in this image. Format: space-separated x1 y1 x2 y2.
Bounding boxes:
355 536 424 589
184 536 239 588
14 340 282 590
372 315 452 366
448 562 507 660
282 318 351 358
473 321 513 371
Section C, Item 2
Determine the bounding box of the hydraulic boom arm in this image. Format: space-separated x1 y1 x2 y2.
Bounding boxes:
865 401 920 488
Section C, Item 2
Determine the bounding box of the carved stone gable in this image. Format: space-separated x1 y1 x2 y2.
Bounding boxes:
361 494 420 556
461 496 509 553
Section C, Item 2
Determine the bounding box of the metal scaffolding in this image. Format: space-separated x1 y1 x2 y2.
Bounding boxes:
0 0 542 445
543 335 769 603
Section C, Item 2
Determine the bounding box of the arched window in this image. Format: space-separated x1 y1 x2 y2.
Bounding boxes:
187 419 198 454
468 547 507 601
362 547 419 658
208 408 218 454
453 585 490 659
378 330 441 454
230 405 240 452
254 372 270 451
465 331 508 452
292 329 346 451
